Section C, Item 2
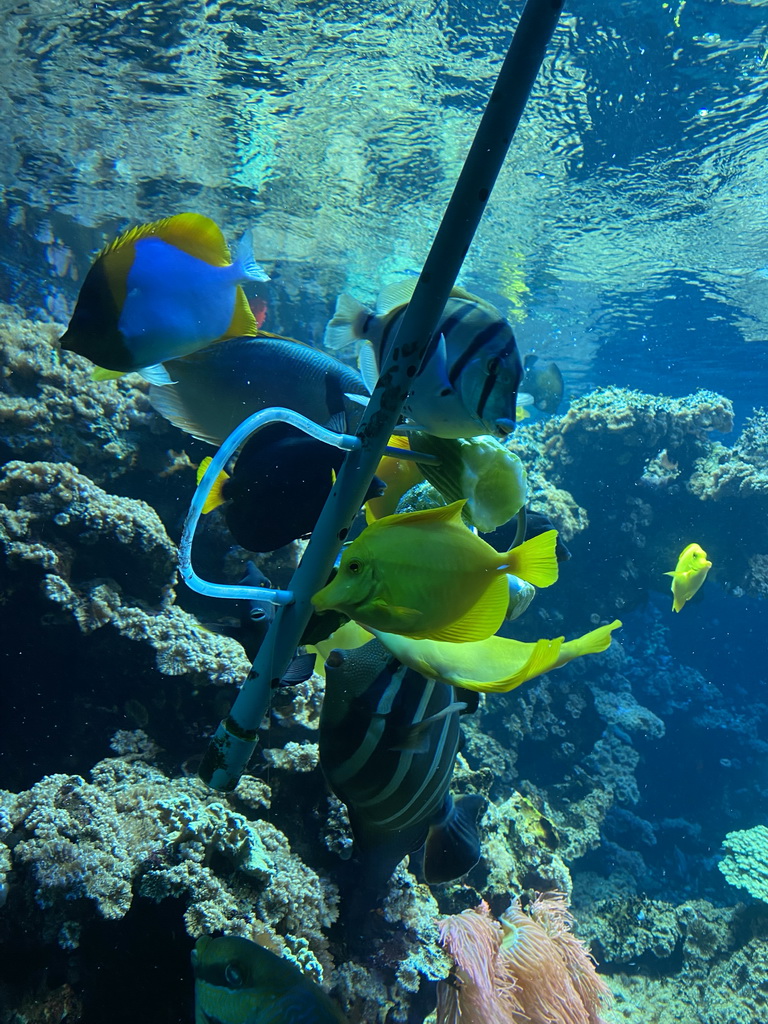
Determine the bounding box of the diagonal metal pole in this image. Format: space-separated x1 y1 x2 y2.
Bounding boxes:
199 0 564 790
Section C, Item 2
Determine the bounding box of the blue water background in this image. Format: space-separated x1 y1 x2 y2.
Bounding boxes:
1 0 768 936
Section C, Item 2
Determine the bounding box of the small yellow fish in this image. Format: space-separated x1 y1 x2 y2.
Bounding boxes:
368 620 622 693
365 435 424 522
665 543 712 612
312 499 559 643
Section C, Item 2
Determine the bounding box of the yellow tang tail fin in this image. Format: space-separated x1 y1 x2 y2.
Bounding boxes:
196 456 229 514
504 529 559 588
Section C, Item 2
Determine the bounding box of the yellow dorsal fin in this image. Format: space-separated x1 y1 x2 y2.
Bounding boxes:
504 529 559 588
224 284 259 339
99 213 232 266
412 573 509 643
447 636 562 693
557 619 622 667
91 366 126 381
196 456 230 514
375 278 418 314
386 434 411 451
449 285 500 315
254 328 307 345
372 499 467 534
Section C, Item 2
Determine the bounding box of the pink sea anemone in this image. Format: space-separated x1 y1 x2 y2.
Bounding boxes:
436 893 612 1024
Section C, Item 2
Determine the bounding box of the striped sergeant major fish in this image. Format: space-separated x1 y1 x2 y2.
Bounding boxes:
323 278 523 439
320 638 485 886
193 935 349 1024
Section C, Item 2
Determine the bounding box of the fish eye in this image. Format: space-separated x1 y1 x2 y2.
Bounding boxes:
225 964 244 988
347 559 362 574
486 356 501 375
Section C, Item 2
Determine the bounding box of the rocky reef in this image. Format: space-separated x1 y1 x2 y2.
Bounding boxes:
2 303 768 1022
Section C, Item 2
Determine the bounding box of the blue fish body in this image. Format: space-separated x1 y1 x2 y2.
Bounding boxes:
320 639 484 885
117 238 250 365
60 213 267 376
193 935 348 1024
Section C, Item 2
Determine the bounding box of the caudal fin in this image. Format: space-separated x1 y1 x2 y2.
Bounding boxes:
324 293 371 350
504 528 560 588
423 793 486 884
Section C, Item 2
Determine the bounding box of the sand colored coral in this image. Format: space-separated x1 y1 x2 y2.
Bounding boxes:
437 893 611 1024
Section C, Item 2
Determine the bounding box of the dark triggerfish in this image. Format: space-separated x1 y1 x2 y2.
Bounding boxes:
320 639 485 886
198 422 385 552
192 935 349 1024
150 335 370 445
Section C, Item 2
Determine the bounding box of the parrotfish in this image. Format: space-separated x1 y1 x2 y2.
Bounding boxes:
369 619 622 693
320 638 485 885
312 499 559 643
198 422 385 552
192 934 349 1024
150 336 370 445
324 279 523 438
665 543 712 612
60 213 269 383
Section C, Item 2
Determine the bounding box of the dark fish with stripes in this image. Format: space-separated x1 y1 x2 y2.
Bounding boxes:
320 638 485 886
193 935 349 1024
149 335 370 445
324 279 523 438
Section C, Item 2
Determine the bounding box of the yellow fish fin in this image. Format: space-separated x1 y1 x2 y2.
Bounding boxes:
376 278 418 314
223 285 259 339
196 457 229 514
386 434 411 451
448 636 563 693
99 213 232 266
504 529 559 588
91 366 126 381
254 328 306 345
373 499 467 533
364 600 423 631
414 573 509 643
557 619 622 667
485 637 563 693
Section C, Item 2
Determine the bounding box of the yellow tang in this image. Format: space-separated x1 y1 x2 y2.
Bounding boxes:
665 543 712 612
312 499 559 644
368 619 622 693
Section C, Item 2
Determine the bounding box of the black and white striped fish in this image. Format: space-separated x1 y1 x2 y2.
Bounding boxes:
324 279 523 439
319 638 485 886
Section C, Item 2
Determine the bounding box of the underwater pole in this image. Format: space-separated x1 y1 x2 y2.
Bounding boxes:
199 0 564 791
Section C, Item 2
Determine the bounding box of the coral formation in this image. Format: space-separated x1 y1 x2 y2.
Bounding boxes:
2 303 768 1021
436 894 612 1024
0 304 161 483
719 825 768 904
0 753 337 978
